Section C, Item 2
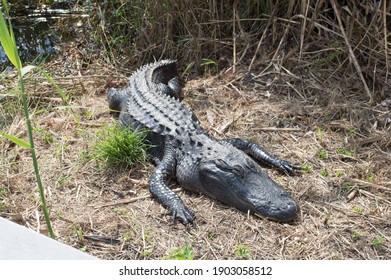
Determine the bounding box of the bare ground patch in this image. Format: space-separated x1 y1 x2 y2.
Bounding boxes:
0 61 390 260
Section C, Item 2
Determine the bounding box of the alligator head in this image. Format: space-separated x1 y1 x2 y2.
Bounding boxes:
197 148 299 222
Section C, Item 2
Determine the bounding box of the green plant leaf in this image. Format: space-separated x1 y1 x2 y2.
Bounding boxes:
0 131 31 148
35 66 68 103
0 89 21 100
0 5 22 69
21 65 36 77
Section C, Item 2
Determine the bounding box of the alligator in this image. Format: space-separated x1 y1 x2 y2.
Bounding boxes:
108 60 300 225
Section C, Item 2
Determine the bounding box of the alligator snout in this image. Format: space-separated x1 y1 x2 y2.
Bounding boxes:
265 196 299 222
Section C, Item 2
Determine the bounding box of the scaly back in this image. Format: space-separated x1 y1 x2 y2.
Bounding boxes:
124 60 202 140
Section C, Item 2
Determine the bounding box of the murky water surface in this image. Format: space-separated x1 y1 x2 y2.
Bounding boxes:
0 3 88 71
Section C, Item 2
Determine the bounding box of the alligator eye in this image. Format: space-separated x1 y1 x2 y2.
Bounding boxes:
232 165 244 177
215 159 230 170
215 160 244 177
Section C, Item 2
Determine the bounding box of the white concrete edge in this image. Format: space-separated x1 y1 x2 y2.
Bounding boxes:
0 217 98 260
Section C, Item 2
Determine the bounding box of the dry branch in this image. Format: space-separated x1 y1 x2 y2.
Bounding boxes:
330 0 373 104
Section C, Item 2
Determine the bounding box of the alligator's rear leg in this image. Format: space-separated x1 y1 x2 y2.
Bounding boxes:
156 76 182 99
223 138 300 174
149 138 195 225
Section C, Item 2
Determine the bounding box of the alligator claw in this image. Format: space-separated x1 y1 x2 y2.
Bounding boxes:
171 205 195 225
276 160 301 174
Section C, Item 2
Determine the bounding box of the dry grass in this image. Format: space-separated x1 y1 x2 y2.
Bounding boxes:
1 57 390 259
0 0 390 260
93 0 390 104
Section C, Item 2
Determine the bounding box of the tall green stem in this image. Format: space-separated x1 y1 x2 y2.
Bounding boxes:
18 69 55 239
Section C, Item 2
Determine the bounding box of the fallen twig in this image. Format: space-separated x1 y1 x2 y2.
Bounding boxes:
94 188 182 208
253 127 302 132
343 177 390 192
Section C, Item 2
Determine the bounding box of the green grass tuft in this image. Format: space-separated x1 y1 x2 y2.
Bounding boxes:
301 164 313 173
318 149 328 160
92 125 150 169
352 231 362 239
335 147 356 157
234 245 252 259
162 245 194 260
320 168 329 177
371 237 384 247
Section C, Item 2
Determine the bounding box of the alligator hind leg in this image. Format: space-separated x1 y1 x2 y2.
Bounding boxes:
157 76 182 100
149 139 195 225
223 138 300 174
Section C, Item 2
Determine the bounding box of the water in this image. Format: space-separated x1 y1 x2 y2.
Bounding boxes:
0 4 88 71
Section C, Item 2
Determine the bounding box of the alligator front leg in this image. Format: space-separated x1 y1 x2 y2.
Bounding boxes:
149 139 195 225
223 138 300 174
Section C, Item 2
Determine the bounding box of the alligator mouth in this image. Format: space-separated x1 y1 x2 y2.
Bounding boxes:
254 210 299 223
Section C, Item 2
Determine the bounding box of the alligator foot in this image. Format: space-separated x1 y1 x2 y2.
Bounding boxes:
272 159 301 174
223 138 300 174
149 139 195 225
170 202 195 225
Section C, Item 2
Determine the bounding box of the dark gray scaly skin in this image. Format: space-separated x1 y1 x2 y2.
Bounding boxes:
108 60 300 224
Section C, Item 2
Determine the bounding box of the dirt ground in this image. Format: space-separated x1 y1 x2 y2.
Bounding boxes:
0 55 390 259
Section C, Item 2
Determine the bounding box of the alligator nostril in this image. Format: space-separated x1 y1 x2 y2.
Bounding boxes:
275 200 298 220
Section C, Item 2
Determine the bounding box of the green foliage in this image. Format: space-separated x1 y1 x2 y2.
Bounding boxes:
72 225 84 242
201 58 217 73
314 42 342 67
0 187 8 211
335 147 355 157
162 245 194 260
274 177 284 184
0 0 54 238
320 168 329 177
55 175 69 187
0 200 6 211
371 237 384 247
318 149 328 160
347 128 356 137
234 245 252 259
301 164 313 173
0 0 21 69
317 127 324 140
352 231 362 239
92 126 150 169
323 212 332 224
366 175 374 182
0 187 8 196
352 206 364 214
142 247 155 257
33 127 54 145
0 131 30 148
342 182 354 191
0 94 21 130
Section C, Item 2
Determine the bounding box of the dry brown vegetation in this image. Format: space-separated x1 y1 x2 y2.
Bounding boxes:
0 0 390 259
